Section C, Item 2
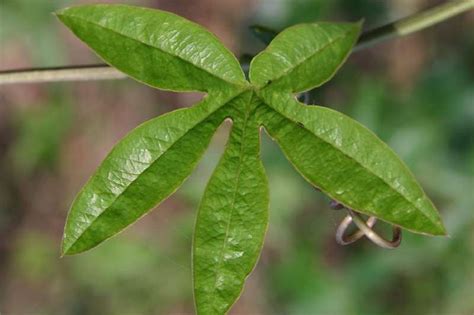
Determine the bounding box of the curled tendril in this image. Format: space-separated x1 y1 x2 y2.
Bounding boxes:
331 200 402 249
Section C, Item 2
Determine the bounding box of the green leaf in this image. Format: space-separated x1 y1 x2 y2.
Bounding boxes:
56 4 246 92
193 92 269 315
257 91 446 236
62 91 245 255
57 6 447 314
249 22 361 92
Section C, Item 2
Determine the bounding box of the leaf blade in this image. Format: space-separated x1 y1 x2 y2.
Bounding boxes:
62 91 244 255
56 4 246 92
249 22 361 93
193 92 269 314
258 91 446 236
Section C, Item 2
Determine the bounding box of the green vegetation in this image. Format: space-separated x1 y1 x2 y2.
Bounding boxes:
0 1 472 315
55 4 447 314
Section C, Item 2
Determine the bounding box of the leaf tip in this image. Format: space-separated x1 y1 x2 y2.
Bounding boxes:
435 223 449 237
60 231 81 256
350 19 364 38
60 243 82 257
60 238 71 257
54 7 70 17
422 219 448 237
54 8 71 25
54 5 83 21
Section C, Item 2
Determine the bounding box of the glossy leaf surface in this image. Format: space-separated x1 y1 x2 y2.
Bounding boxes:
62 92 241 255
193 93 268 315
257 91 446 235
57 4 246 92
58 5 446 314
250 22 361 92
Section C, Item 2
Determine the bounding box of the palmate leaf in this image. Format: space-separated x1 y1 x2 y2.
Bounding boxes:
58 4 446 315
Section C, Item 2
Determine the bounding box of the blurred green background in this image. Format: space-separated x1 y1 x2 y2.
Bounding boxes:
1 0 473 314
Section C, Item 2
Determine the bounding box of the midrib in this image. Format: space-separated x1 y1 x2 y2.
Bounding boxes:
65 91 246 253
259 98 439 229
64 14 241 86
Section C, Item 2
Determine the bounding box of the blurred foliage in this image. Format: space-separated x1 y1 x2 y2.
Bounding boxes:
0 0 72 65
12 232 57 282
1 0 473 314
9 100 71 175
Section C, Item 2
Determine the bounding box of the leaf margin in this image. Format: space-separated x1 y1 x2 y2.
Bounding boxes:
249 20 362 93
256 91 447 236
61 89 248 256
192 92 269 315
55 4 248 93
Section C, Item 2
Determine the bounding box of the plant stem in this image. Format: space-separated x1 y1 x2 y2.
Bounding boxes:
0 64 126 84
354 0 474 51
1 0 473 85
